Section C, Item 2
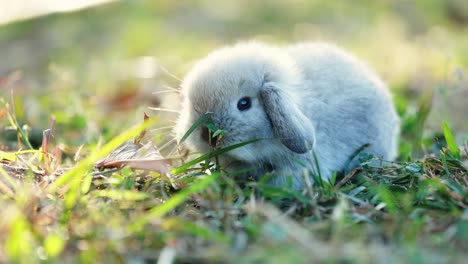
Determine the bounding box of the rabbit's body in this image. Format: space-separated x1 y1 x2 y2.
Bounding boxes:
176 42 399 188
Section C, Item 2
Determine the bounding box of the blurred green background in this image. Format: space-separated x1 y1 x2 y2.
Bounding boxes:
0 0 467 157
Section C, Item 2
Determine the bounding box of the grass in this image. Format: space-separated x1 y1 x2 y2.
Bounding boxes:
0 1 467 263
0 113 466 263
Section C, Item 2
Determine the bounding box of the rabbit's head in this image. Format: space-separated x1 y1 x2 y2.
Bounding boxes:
176 42 315 167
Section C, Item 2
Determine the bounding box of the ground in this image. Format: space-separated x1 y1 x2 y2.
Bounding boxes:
0 1 467 263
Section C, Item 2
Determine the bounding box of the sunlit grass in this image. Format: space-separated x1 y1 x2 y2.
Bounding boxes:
1 89 466 263
0 1 467 263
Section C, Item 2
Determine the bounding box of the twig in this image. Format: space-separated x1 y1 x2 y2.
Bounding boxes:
335 168 361 189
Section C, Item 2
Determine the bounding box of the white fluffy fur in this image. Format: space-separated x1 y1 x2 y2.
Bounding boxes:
175 41 399 189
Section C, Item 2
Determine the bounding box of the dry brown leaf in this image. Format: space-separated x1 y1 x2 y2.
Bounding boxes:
94 140 172 176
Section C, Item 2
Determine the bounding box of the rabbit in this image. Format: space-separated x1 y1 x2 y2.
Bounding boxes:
175 41 399 189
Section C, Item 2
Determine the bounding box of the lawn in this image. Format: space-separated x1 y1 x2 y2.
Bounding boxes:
0 1 467 263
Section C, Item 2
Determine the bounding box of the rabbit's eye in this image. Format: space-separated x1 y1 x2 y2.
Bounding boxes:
237 97 251 111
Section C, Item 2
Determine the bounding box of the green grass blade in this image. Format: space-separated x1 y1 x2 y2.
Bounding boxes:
442 122 460 159
0 150 42 162
47 119 156 192
171 139 262 174
163 218 229 243
344 143 370 173
130 172 222 230
91 190 149 201
43 233 66 259
311 149 323 186
5 211 36 263
178 113 212 144
413 89 433 155
5 104 34 150
377 186 398 215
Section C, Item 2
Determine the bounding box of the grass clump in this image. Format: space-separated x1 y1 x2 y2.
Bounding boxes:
0 1 467 263
0 102 466 263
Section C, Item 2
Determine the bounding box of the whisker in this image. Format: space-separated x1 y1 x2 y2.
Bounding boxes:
167 145 180 157
152 90 180 95
149 125 175 132
157 130 175 138
158 138 177 151
163 84 181 91
166 120 179 125
153 84 180 94
159 65 183 82
148 107 180 114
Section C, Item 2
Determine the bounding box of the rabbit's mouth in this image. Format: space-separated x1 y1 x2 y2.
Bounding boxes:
200 126 221 148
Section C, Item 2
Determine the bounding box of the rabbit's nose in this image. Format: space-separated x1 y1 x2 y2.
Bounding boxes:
201 127 218 147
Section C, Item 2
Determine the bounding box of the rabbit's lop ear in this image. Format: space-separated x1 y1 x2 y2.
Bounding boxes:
261 83 315 153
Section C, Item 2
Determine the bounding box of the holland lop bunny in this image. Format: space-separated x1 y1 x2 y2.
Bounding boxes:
175 42 399 188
